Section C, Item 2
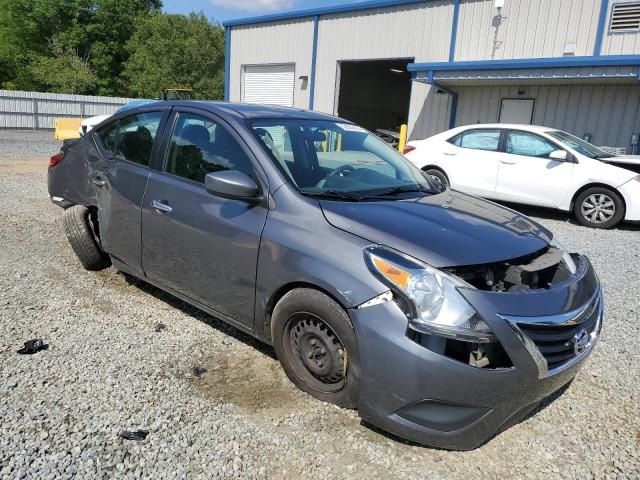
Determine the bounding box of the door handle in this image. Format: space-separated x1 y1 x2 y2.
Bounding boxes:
92 177 106 187
152 200 173 213
443 151 457 156
500 159 518 165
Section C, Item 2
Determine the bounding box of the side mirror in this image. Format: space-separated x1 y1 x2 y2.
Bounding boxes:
204 170 261 201
549 150 568 161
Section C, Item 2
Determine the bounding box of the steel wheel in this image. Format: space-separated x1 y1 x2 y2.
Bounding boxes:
581 193 616 224
283 313 347 393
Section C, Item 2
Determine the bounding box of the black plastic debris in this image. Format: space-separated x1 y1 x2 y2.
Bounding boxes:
154 323 166 333
17 339 49 355
192 366 207 378
119 430 149 441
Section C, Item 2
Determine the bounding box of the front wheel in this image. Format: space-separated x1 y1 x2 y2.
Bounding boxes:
573 187 625 229
425 169 449 190
272 289 360 408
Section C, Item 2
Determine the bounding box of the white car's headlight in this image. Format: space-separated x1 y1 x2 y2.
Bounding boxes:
550 237 577 275
364 246 495 343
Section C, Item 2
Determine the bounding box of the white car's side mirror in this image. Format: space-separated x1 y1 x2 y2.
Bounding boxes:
549 150 568 161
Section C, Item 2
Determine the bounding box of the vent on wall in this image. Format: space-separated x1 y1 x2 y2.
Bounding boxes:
610 2 640 32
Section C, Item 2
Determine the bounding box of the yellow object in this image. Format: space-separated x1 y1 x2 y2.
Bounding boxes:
54 118 82 140
373 257 410 289
398 124 408 153
163 88 193 100
337 133 342 152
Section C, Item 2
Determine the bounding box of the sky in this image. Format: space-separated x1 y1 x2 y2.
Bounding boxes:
162 0 366 23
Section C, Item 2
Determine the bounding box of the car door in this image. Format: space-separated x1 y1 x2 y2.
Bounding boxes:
140 108 269 327
494 129 574 208
92 109 168 277
440 128 502 197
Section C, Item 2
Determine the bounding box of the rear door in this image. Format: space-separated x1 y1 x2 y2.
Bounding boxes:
441 128 502 197
494 129 574 208
92 109 168 276
140 108 269 327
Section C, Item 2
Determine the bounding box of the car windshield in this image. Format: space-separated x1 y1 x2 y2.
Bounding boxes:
546 130 613 159
250 119 436 200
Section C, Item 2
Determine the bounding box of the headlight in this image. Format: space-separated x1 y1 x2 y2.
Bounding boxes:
550 237 576 274
364 246 495 343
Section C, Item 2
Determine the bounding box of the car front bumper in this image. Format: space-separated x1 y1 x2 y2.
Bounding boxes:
619 178 640 221
349 255 601 450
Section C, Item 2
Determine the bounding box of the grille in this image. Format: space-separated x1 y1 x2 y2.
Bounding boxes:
610 2 640 32
518 295 601 371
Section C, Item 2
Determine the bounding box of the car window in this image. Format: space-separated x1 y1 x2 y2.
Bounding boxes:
506 131 558 158
166 112 254 183
96 122 118 155
449 130 501 152
115 112 163 166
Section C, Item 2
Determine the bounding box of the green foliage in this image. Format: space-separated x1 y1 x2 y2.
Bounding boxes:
122 13 225 100
29 39 97 94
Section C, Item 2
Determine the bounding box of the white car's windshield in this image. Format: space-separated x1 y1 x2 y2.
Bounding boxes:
546 130 613 159
250 119 436 199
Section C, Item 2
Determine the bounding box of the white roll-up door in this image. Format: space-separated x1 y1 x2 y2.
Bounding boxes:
242 64 295 107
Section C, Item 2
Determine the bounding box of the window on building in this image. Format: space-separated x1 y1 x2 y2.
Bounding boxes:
610 2 640 32
166 112 254 183
116 112 163 166
505 131 558 158
448 129 502 152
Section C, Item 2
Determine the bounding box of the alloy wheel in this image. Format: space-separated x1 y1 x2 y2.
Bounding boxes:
581 193 616 224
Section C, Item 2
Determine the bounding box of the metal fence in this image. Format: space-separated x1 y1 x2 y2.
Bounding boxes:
0 89 140 130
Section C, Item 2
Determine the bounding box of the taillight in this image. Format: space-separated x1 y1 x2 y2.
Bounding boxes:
402 145 416 155
49 151 64 167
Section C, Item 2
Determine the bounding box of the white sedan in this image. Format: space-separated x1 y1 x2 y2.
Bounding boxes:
404 124 640 228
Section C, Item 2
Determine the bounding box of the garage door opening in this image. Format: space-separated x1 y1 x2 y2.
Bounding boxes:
336 58 413 135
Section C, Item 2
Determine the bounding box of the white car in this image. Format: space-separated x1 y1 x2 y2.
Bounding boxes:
404 124 640 228
79 115 111 136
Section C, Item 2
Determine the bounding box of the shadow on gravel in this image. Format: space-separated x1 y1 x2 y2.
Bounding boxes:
123 273 277 360
496 201 640 231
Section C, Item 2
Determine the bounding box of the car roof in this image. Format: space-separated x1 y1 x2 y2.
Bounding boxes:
450 124 554 133
128 100 347 123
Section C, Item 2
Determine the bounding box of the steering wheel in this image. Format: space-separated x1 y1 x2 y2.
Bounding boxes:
316 164 356 188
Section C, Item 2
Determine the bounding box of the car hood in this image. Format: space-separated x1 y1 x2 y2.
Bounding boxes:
583 157 638 185
319 190 552 267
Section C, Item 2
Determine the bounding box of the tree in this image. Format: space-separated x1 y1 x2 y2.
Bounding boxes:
0 0 162 95
122 13 225 100
29 39 97 94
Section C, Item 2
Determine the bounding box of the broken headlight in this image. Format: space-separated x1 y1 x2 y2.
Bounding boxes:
550 237 577 275
364 246 495 343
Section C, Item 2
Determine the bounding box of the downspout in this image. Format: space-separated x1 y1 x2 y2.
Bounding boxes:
224 26 231 101
309 15 319 110
425 71 458 130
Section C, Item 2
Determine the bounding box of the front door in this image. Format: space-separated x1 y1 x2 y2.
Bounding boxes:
494 130 574 208
141 109 269 326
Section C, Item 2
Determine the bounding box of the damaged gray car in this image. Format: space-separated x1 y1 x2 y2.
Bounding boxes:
48 101 603 450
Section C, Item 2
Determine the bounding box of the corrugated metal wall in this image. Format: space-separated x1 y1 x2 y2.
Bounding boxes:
455 0 601 60
0 90 136 129
454 83 640 150
601 0 640 54
229 18 314 109
314 2 452 117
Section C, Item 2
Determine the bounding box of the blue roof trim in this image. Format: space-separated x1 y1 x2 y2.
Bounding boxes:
593 0 610 56
408 55 640 72
222 0 429 27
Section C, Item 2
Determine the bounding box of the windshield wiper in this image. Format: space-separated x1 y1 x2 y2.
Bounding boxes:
357 185 437 199
301 190 368 201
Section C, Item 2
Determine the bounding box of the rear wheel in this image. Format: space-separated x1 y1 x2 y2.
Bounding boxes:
62 205 111 271
425 168 449 190
573 187 624 229
272 289 360 408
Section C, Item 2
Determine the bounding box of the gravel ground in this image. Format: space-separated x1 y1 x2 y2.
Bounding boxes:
0 129 639 479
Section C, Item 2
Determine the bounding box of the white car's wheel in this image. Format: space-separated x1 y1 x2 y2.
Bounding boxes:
573 187 625 229
424 169 449 190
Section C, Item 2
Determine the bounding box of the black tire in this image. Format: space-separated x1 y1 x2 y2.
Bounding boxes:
272 288 360 408
425 168 449 190
62 205 111 271
573 187 625 229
